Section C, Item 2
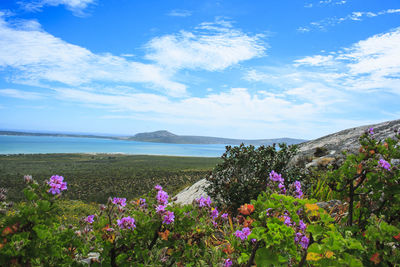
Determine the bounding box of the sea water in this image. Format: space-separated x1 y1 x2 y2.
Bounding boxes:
0 135 230 157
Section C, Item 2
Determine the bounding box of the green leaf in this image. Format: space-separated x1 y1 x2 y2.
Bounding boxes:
33 224 52 240
38 200 51 212
255 247 280 266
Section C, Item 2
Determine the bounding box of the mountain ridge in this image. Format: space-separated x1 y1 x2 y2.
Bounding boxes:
0 130 307 146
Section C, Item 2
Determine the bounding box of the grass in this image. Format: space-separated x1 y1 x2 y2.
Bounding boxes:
0 153 221 203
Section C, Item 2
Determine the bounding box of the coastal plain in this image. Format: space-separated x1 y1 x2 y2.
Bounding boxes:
0 153 221 203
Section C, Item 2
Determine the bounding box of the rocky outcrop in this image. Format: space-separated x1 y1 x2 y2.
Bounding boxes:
297 119 400 159
174 119 400 205
174 179 210 205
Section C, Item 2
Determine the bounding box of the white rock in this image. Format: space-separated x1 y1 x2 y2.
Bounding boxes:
174 179 210 205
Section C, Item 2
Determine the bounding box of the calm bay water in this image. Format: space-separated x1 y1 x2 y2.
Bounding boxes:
0 135 229 157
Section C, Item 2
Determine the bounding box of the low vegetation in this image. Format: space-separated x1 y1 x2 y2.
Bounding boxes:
0 129 399 266
0 154 220 203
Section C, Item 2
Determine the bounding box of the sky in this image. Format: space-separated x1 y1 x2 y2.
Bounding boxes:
0 0 399 139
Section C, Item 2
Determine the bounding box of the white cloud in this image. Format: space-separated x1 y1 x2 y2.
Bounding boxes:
0 89 44 99
167 9 192 17
299 8 400 32
294 55 334 66
55 87 317 126
145 20 266 71
18 0 95 16
294 27 400 93
0 14 186 96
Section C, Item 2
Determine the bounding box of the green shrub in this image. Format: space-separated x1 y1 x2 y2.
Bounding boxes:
206 143 304 212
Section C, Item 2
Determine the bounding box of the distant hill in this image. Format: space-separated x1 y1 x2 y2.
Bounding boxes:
128 130 306 145
0 130 306 146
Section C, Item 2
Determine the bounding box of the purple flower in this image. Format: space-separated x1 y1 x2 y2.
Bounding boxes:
162 211 175 224
47 175 67 195
112 197 127 207
300 235 309 249
196 196 212 208
117 216 136 230
156 190 169 205
299 220 307 232
139 198 146 207
378 159 391 171
269 171 284 183
212 220 218 228
221 213 228 219
224 258 233 267
294 232 303 243
265 208 272 216
368 127 374 135
234 227 251 241
156 205 166 214
283 215 292 226
211 208 219 220
85 215 95 224
294 181 303 199
154 185 163 191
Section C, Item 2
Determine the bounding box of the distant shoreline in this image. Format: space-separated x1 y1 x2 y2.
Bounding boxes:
0 130 307 146
0 152 219 158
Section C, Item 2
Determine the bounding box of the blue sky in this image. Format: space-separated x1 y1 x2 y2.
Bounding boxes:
0 0 399 139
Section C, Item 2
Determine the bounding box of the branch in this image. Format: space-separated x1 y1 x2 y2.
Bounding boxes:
245 241 260 267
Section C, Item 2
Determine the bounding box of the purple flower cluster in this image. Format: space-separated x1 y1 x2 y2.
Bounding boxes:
156 205 166 214
156 190 169 205
221 213 228 219
47 175 67 195
196 196 212 208
210 208 219 220
224 258 233 267
294 219 309 249
269 171 286 194
85 215 95 224
162 211 175 224
283 215 292 226
154 184 163 191
112 197 127 207
378 159 391 171
234 227 251 241
368 127 374 135
265 208 272 216
294 181 303 199
139 198 147 208
117 216 136 230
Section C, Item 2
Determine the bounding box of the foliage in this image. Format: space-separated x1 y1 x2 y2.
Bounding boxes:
326 128 400 265
0 154 220 203
206 143 304 212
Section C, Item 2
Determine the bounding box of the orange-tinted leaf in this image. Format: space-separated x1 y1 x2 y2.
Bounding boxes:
394 233 400 241
306 252 322 261
384 142 388 149
370 253 380 264
159 230 170 241
305 203 319 212
223 244 234 255
369 150 375 155
167 248 173 255
357 163 362 174
1 227 13 236
238 204 255 215
324 251 334 258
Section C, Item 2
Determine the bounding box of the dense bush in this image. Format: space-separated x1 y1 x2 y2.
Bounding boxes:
206 143 304 212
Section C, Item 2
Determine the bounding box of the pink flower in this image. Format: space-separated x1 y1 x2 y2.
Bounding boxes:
117 216 136 230
112 197 127 207
162 211 175 224
47 175 67 195
85 215 95 224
